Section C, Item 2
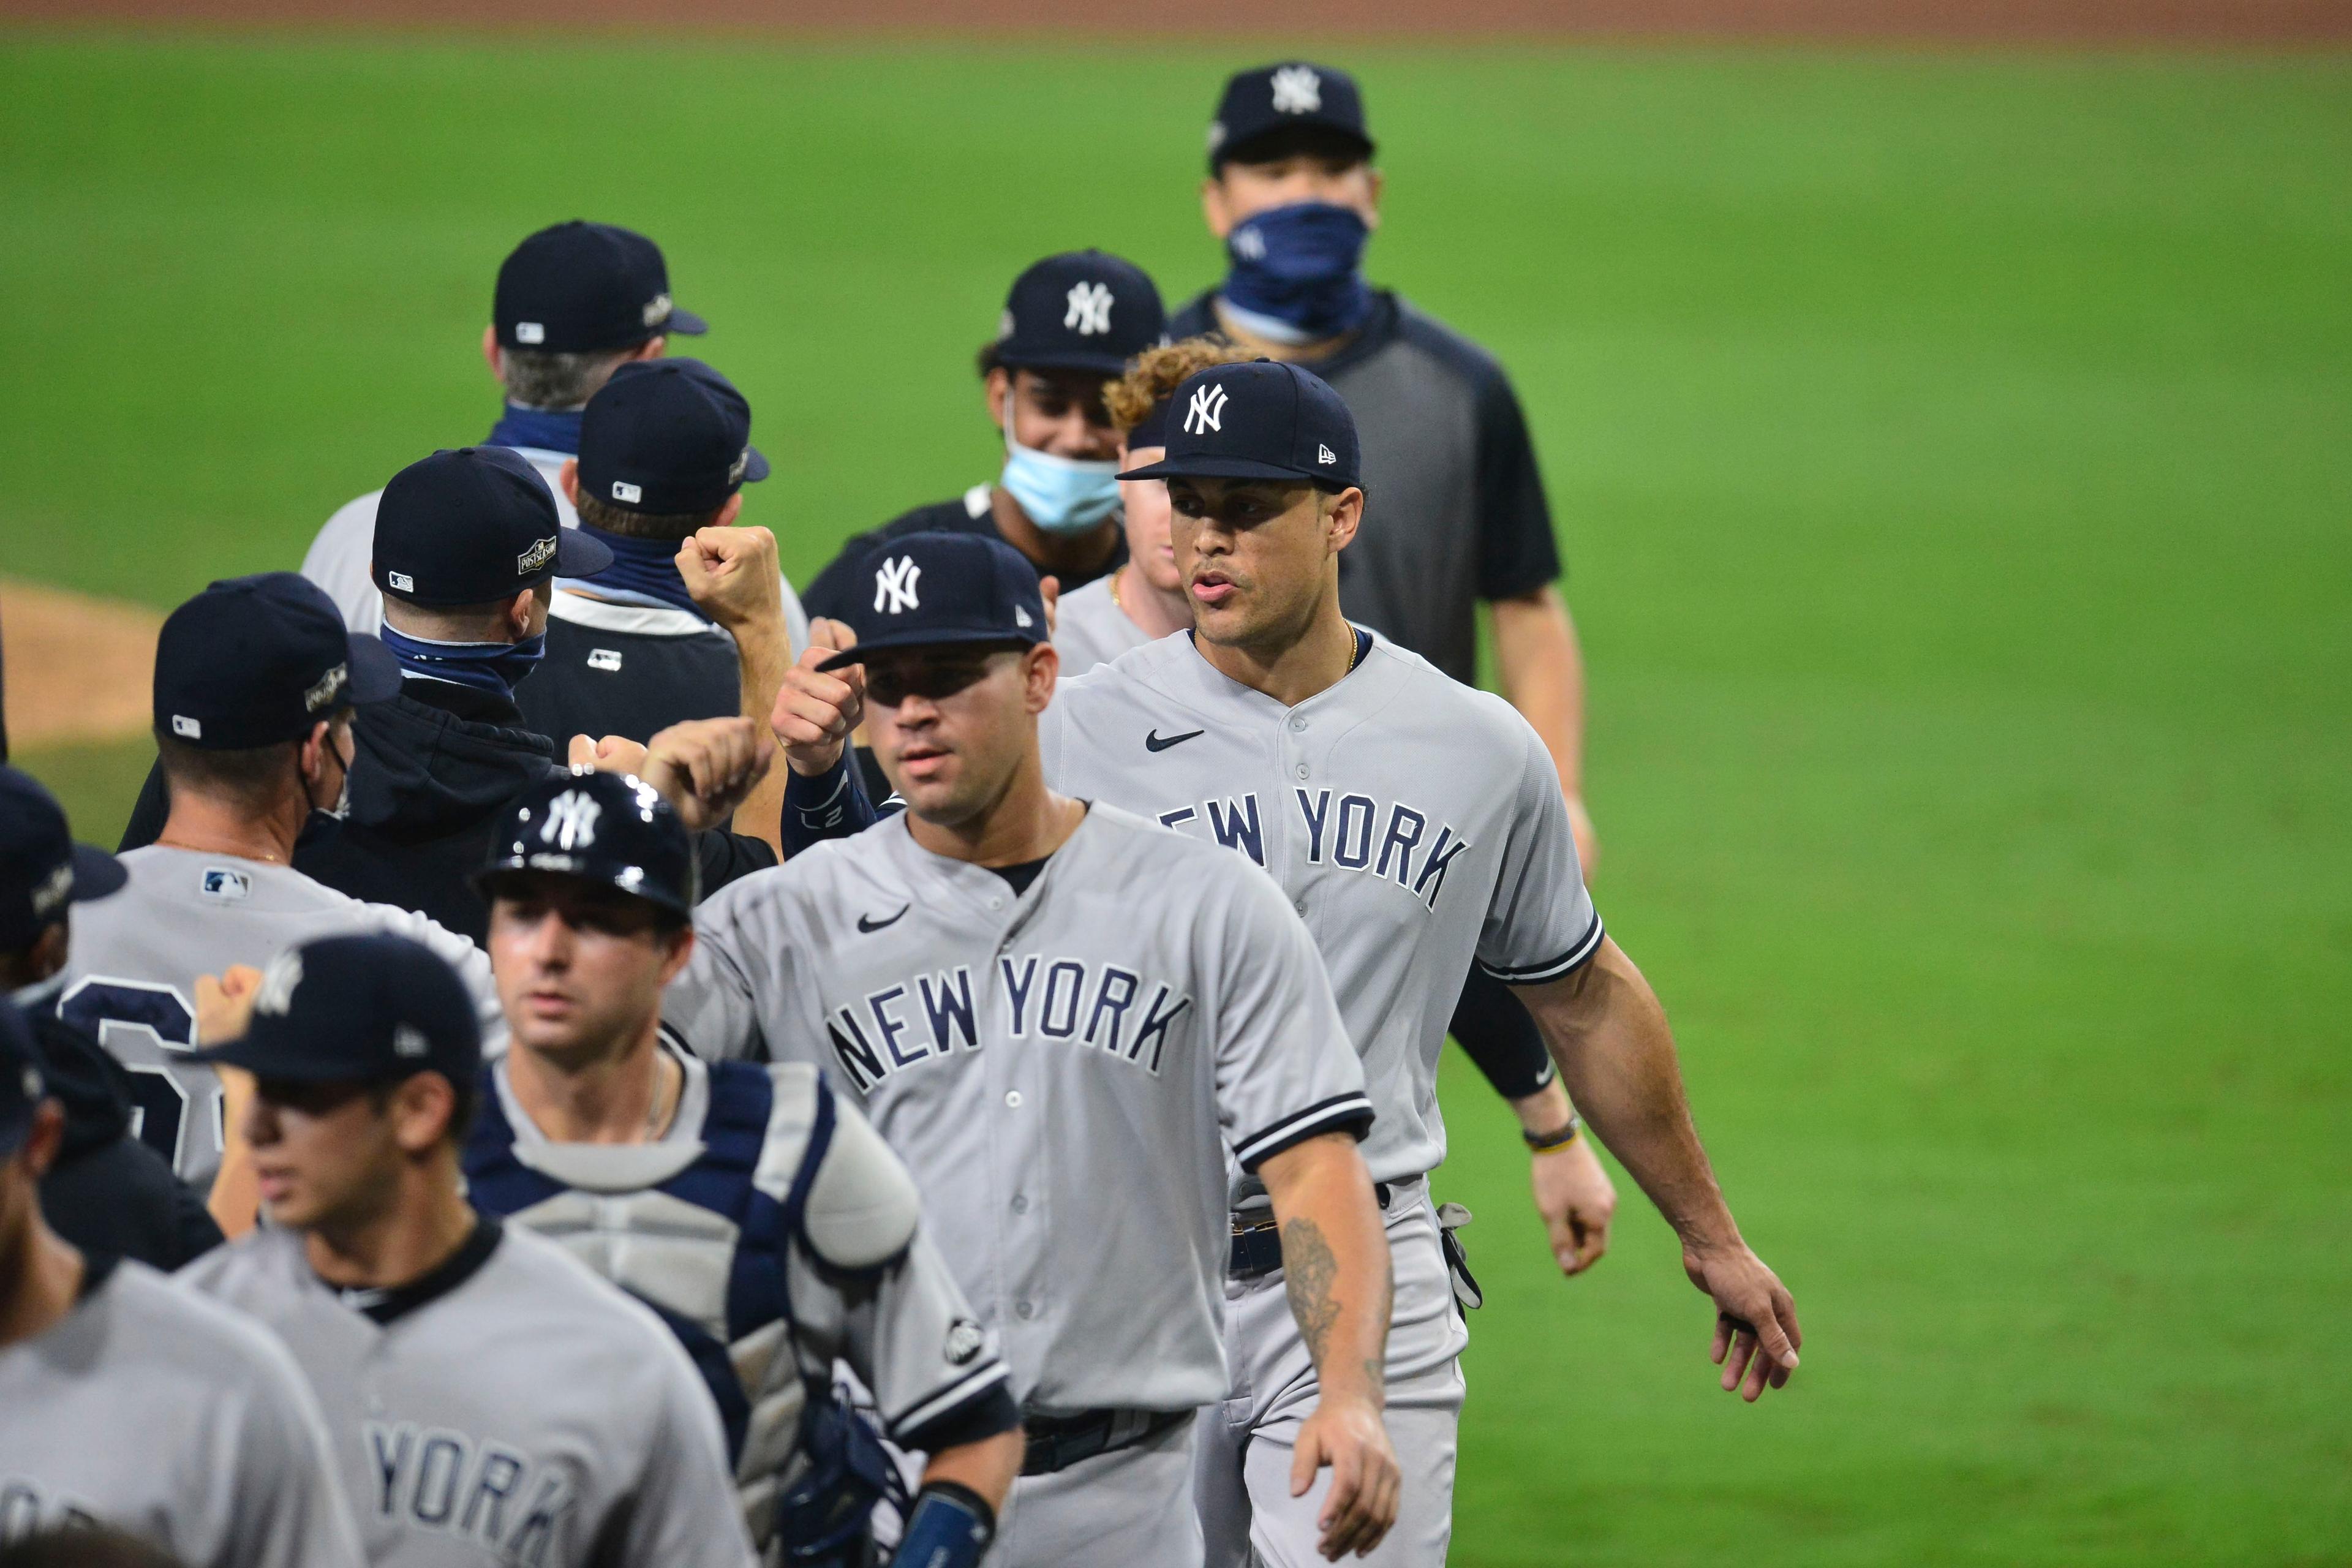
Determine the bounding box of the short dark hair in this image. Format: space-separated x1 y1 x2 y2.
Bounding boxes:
498 345 636 411
153 729 304 812
573 489 728 544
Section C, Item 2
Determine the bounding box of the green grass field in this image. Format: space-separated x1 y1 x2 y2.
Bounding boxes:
4 33 2350 1564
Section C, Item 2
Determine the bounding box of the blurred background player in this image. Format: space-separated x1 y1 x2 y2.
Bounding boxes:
1050 337 1247 672
526 358 796 846
672 532 1400 1568
463 770 1023 1566
1177 59 1608 1240
300 219 808 644
0 996 364 1566
62 573 502 1194
181 932 758 1568
0 767 218 1267
798 251 1166 621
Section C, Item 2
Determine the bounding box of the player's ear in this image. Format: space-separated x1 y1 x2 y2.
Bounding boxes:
481 323 502 382
714 493 744 529
20 1100 66 1181
1325 487 1364 553
657 922 696 985
391 1072 459 1155
1362 167 1385 229
1201 176 1234 240
985 367 1014 432
1023 642 1059 714
558 459 580 505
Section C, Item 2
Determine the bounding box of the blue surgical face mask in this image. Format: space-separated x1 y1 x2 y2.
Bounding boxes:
1000 423 1123 536
1220 200 1374 345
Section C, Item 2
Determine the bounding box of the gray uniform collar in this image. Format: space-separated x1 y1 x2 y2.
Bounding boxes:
491 1040 710 1192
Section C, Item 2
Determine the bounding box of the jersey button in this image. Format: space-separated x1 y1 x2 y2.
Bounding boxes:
1004 1090 1024 1109
1015 1300 1036 1320
1289 716 1308 732
1294 899 1308 916
1011 1194 1029 1214
1295 764 1310 780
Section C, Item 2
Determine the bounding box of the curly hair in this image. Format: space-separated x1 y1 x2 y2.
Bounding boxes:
1104 337 1254 435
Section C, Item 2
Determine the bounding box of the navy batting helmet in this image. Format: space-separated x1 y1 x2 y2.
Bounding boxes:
476 767 697 919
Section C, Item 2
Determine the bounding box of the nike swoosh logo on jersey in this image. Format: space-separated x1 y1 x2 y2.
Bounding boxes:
858 905 910 933
1145 728 1206 752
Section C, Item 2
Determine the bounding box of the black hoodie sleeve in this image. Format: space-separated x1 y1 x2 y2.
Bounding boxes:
694 829 780 900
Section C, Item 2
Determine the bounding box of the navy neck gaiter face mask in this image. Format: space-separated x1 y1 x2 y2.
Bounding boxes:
561 525 710 620
378 625 545 698
1219 201 1374 345
484 405 584 455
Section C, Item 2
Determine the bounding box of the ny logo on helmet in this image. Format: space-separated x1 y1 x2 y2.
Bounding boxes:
541 791 603 851
875 556 922 615
1064 282 1114 337
1270 66 1322 116
1185 383 1229 436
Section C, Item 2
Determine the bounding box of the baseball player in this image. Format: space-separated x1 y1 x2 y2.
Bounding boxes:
1050 337 1246 672
181 932 758 1568
776 363 1801 1565
461 770 1025 1566
0 767 219 1267
666 530 1401 1567
798 251 1167 624
300 219 811 653
58 573 503 1192
1179 62 1609 1174
0 995 364 1566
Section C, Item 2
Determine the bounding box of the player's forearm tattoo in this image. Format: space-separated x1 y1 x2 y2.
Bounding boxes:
1282 1217 1341 1366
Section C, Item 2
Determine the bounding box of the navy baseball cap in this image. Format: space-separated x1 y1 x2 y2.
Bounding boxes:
818 532 1048 671
477 768 698 921
373 447 612 606
156 574 402 751
0 998 42 1158
578 359 770 517
190 933 481 1087
494 221 707 354
0 766 126 952
1208 62 1374 173
1118 360 1362 490
993 251 1167 378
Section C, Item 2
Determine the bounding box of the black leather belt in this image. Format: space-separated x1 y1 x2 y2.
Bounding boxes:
1229 1183 1392 1280
1020 1407 1192 1477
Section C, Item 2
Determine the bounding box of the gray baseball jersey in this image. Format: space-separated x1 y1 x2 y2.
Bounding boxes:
0 1256 364 1566
302 462 812 653
1050 576 1152 674
1039 631 1602 1186
663 803 1372 1414
60 846 505 1190
180 1219 756 1568
472 1049 1012 1550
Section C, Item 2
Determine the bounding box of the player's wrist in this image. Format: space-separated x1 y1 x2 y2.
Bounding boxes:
1523 1113 1581 1153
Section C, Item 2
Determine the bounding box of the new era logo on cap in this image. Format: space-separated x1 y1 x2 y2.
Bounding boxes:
1318 444 1337 465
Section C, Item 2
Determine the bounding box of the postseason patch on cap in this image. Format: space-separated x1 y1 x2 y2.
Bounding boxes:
517 536 559 575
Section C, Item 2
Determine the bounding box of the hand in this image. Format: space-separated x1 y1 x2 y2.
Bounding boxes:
569 733 650 774
1291 1393 1398 1560
1566 793 1599 878
1039 574 1061 636
771 618 864 778
1532 1134 1616 1276
195 964 264 1045
642 715 775 832
677 525 785 637
1683 1240 1802 1402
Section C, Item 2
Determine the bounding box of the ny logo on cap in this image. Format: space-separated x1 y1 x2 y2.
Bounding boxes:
254 951 304 1018
1185 383 1230 436
1064 282 1114 337
1270 66 1322 115
541 791 603 851
518 536 559 575
875 556 922 615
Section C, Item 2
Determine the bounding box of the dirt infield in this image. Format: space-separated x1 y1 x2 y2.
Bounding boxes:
1 580 162 752
2 0 2346 43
